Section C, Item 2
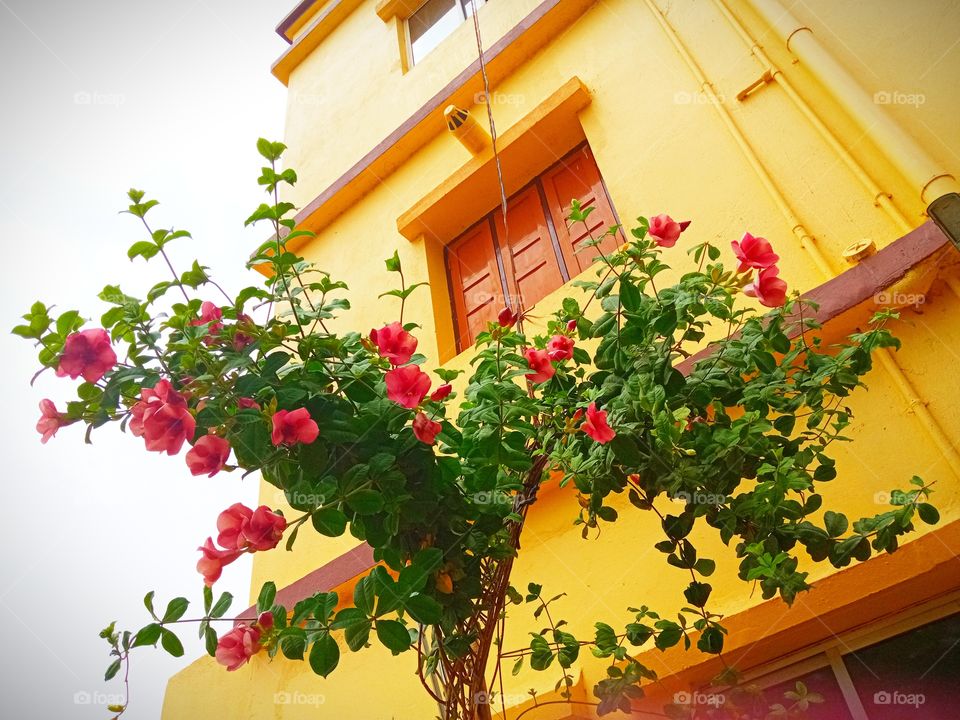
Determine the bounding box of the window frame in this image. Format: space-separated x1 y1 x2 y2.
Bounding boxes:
443 141 622 352
718 592 960 720
404 0 487 69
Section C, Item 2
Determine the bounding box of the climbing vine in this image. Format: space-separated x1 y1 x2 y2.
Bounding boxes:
15 140 937 719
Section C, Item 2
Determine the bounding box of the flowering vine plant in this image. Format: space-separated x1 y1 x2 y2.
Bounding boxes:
15 140 938 720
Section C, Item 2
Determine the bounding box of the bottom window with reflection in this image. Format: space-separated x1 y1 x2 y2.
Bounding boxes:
693 610 960 720
444 144 621 351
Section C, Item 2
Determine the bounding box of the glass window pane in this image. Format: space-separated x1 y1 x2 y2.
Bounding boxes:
844 612 960 720
409 0 463 65
752 665 855 720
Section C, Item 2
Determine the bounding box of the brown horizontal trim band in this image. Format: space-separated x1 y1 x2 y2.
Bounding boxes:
241 222 953 624
676 220 952 374
275 0 598 247
276 0 322 42
633 518 960 704
272 0 366 81
237 543 374 624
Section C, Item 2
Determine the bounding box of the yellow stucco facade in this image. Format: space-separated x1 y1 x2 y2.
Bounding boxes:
163 0 960 717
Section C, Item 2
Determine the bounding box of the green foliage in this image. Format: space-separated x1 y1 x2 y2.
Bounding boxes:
19 139 937 720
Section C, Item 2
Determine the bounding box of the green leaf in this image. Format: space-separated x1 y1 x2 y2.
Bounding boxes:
104 659 122 681
346 489 384 515
353 575 376 616
917 503 939 525
385 250 401 273
344 618 372 651
693 558 716 577
529 634 554 670
404 594 443 625
132 623 162 647
619 280 643 312
204 626 218 657
210 592 233 619
309 634 340 677
279 631 307 660
127 241 160 261
312 507 348 536
144 591 157 620
257 582 277 613
160 628 184 657
824 511 848 538
162 597 189 623
376 619 412 654
697 626 724 654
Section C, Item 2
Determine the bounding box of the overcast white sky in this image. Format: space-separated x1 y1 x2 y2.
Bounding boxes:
0 1 293 717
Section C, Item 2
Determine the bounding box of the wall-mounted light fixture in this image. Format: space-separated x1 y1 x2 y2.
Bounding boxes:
444 105 490 155
928 192 960 251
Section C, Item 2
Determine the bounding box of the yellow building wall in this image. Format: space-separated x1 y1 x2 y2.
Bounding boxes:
163 0 960 717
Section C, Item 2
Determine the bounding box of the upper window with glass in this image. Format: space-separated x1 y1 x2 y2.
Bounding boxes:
407 0 487 66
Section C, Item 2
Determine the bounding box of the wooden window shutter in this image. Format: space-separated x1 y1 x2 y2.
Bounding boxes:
541 145 622 276
446 217 505 347
493 185 566 312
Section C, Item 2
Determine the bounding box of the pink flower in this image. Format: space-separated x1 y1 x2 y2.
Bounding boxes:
186 435 231 477
524 349 555 384
731 232 779 273
412 412 442 445
36 399 70 443
129 380 195 455
370 322 417 365
190 302 224 341
498 307 518 328
56 329 117 383
385 365 431 409
243 506 287 552
744 266 788 307
215 503 286 552
215 625 262 671
196 537 241 587
566 319 578 333
237 397 260 411
581 402 616 444
648 214 691 248
271 408 319 446
547 335 575 362
430 384 452 402
256 612 274 630
232 314 256 351
216 503 253 550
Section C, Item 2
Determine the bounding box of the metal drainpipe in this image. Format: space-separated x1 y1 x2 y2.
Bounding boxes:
742 0 960 209
644 0 960 482
712 0 960 302
710 0 912 235
642 0 836 278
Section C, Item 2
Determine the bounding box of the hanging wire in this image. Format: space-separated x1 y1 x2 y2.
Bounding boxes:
469 1 525 322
